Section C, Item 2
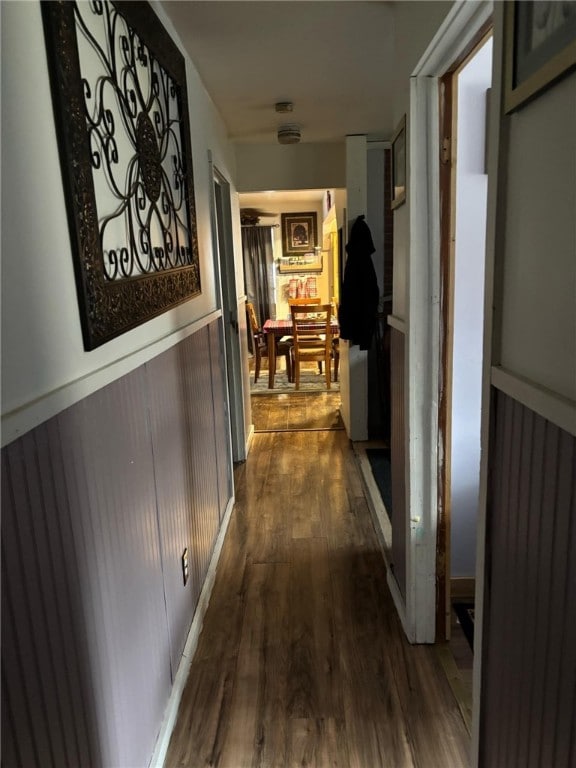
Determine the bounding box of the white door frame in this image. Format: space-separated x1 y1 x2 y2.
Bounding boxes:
407 0 493 641
209 155 247 463
407 0 492 759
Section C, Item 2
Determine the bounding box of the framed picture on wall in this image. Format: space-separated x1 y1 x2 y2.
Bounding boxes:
504 1 576 113
42 1 201 350
391 115 406 210
281 212 318 258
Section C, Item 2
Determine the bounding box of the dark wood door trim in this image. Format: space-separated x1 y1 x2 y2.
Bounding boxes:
436 24 493 643
436 68 455 643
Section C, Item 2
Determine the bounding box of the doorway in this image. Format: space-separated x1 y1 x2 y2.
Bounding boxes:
401 1 493 648
239 189 343 396
211 163 246 463
438 34 493 642
434 34 494 736
407 3 494 764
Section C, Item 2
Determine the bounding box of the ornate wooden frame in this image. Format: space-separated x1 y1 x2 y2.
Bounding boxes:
42 1 201 349
281 212 318 258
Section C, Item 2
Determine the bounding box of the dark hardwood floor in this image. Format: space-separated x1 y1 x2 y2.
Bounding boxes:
251 392 344 432
164 406 471 767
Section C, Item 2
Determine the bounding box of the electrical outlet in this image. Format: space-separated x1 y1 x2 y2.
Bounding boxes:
181 548 189 586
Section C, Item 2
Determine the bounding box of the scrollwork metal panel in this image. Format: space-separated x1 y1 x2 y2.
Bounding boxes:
42 0 201 349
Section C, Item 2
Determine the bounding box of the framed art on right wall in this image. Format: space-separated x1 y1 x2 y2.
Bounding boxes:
504 0 576 113
391 114 406 210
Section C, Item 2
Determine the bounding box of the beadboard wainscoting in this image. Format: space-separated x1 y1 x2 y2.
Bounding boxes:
481 389 576 767
1 320 234 768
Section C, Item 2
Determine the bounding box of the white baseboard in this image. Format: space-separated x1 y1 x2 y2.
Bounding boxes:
149 495 235 768
353 444 393 559
353 443 413 642
246 423 255 454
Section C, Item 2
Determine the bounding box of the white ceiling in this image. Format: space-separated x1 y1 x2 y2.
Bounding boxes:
161 1 397 146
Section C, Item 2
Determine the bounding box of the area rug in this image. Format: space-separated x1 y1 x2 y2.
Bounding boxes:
365 447 393 518
250 366 339 395
453 601 475 651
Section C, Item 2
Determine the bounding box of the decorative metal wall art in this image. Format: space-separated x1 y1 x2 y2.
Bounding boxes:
42 0 201 349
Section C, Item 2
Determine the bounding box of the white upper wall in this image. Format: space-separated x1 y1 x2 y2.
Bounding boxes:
392 1 454 125
390 0 453 321
451 37 493 578
1 1 240 444
497 72 576 401
235 143 346 192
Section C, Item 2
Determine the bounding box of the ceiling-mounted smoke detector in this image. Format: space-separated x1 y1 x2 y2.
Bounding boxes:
275 101 294 113
277 124 301 144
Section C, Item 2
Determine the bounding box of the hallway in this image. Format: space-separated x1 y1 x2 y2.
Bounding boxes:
164 423 470 767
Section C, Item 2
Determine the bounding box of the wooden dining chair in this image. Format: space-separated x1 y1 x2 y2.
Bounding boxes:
287 297 323 372
331 299 340 382
290 303 333 390
246 302 292 383
288 297 321 306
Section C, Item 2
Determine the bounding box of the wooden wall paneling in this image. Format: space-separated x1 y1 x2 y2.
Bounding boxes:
480 389 506 768
516 410 547 768
539 427 574 768
180 330 221 599
1 440 53 768
551 429 576 765
481 391 576 768
53 408 122 767
2 432 97 767
501 399 527 766
524 415 560 768
507 404 535 767
32 423 99 766
390 326 406 599
1 328 234 767
146 339 204 677
57 369 171 768
146 322 229 675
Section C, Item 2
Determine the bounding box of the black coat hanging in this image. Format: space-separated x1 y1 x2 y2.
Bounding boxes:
338 215 380 350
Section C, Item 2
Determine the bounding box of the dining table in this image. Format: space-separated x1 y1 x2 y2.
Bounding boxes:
262 317 340 389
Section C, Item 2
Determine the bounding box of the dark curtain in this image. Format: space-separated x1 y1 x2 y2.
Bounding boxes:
241 226 276 328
